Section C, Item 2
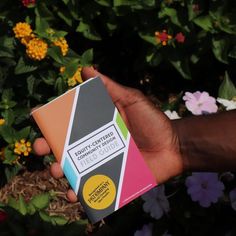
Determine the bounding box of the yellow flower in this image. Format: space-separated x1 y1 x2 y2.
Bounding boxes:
60 66 66 74
0 118 5 126
13 22 32 39
20 33 35 46
14 139 32 156
53 37 69 56
67 67 83 87
68 77 77 87
26 38 48 60
73 67 83 83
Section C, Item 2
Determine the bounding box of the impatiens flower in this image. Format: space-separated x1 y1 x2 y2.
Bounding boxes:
229 188 236 211
164 110 181 120
142 185 170 220
155 30 172 46
175 32 185 43
134 224 153 236
183 91 218 115
14 139 32 156
217 98 236 110
53 37 69 56
13 22 32 39
26 38 48 60
185 172 224 207
0 118 5 126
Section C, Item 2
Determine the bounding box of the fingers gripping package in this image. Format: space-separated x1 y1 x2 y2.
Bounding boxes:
32 77 157 223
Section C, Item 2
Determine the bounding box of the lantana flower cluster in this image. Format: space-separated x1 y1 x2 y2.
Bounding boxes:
155 30 185 46
60 66 83 87
13 22 68 61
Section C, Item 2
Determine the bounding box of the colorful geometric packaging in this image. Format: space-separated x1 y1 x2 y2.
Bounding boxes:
32 77 156 223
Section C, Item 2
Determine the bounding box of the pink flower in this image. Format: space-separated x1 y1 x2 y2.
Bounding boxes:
186 172 224 207
175 32 185 43
183 91 218 115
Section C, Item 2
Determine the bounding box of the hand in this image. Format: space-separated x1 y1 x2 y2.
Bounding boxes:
33 67 183 202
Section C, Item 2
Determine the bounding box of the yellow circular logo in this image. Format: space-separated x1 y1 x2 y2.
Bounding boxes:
82 175 116 210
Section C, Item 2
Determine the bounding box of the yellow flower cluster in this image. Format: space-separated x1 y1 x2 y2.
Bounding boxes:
13 22 32 39
13 22 48 61
0 118 5 126
14 139 32 156
53 37 69 56
26 38 48 60
67 67 83 87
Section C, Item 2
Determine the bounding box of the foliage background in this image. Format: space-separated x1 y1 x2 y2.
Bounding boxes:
1 0 236 235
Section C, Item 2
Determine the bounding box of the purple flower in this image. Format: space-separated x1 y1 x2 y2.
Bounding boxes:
229 188 236 211
185 172 224 207
141 185 170 219
134 224 153 236
183 91 218 115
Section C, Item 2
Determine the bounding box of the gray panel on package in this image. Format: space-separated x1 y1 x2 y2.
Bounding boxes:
69 77 115 145
78 153 124 223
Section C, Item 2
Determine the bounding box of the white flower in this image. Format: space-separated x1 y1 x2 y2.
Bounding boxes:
217 98 236 110
141 185 170 220
164 110 181 120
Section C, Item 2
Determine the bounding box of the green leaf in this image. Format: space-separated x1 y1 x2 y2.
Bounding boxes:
193 15 214 32
61 0 70 4
76 20 101 41
0 125 15 143
18 195 27 215
64 58 80 78
0 37 15 58
158 7 182 27
169 56 191 80
146 51 162 66
2 89 14 101
5 165 22 182
212 36 229 64
26 202 36 215
139 32 157 46
30 193 51 210
1 109 15 126
218 71 236 99
14 57 38 75
95 0 111 7
27 75 36 95
55 76 67 95
15 126 31 140
35 16 50 38
50 216 68 225
80 48 93 66
47 46 64 64
8 197 19 211
57 11 73 26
